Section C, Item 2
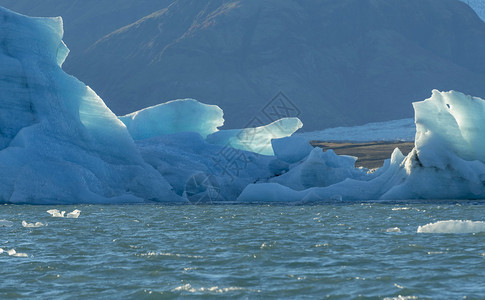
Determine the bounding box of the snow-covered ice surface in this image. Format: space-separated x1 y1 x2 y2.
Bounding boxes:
119 99 224 140
295 118 415 142
417 220 485 234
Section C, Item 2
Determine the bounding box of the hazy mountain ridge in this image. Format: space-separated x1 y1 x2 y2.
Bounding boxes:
2 0 485 130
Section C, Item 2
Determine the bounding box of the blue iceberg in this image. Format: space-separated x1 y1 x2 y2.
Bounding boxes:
0 7 178 204
1 6 484 204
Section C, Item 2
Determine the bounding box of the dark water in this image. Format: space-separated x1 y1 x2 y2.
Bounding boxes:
1 202 484 299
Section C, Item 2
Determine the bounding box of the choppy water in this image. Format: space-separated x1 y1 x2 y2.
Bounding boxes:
1 202 484 299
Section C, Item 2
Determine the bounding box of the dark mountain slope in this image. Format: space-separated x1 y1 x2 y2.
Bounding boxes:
2 0 485 130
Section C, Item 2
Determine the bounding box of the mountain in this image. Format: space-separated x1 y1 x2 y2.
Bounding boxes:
2 0 485 130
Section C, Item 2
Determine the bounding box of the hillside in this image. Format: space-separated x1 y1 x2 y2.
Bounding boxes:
3 0 485 130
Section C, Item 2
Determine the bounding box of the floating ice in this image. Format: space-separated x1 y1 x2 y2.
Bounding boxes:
0 219 13 227
417 220 485 234
47 209 65 218
0 248 3 254
6 248 28 257
22 220 46 228
386 227 401 233
0 6 178 204
47 209 80 218
119 99 224 140
239 90 485 202
269 148 367 191
1 5 485 204
206 117 303 155
136 132 273 202
66 209 81 218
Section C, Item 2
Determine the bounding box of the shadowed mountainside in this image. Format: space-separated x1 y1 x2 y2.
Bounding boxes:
3 0 485 130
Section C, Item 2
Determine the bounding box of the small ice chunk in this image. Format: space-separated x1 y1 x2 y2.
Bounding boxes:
0 248 3 254
417 220 485 233
47 209 65 217
13 252 28 257
6 248 28 257
0 219 13 227
66 209 81 218
22 220 47 228
386 227 401 233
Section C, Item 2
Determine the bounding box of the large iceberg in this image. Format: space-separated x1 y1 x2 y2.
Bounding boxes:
0 7 178 203
1 6 484 204
238 90 485 202
136 132 274 203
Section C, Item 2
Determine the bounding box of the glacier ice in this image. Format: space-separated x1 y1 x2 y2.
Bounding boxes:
0 6 178 204
206 118 303 155
135 132 274 202
1 5 485 204
119 99 224 140
238 90 485 202
271 135 313 164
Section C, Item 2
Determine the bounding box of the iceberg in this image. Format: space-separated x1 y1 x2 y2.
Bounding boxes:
135 132 274 202
0 7 179 204
119 99 224 140
206 117 303 156
238 90 485 202
1 5 484 204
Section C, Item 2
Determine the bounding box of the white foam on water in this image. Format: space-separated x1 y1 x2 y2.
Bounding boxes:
0 219 13 227
417 220 485 233
22 220 47 228
172 283 246 293
139 252 204 259
383 296 418 300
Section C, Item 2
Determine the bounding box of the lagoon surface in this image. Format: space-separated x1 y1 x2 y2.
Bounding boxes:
1 202 484 299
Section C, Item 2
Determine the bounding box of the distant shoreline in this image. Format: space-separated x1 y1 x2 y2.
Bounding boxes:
311 141 415 169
